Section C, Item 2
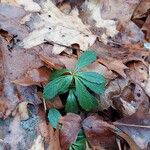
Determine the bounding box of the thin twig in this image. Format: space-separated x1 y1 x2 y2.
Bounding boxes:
42 98 47 112
114 122 150 129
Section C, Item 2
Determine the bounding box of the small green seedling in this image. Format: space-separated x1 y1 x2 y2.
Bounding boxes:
43 50 106 127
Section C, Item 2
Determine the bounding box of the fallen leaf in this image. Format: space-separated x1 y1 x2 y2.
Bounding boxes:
38 105 61 149
39 54 64 69
124 46 149 65
59 113 81 150
113 83 149 117
48 125 61 150
1 0 41 12
0 98 12 119
142 15 150 42
101 0 140 22
126 61 148 88
58 55 77 69
98 57 128 78
83 115 140 150
112 96 136 117
13 67 50 86
133 0 150 19
99 78 129 110
82 115 117 149
114 102 150 149
0 4 28 40
81 0 118 43
116 21 144 45
19 1 96 54
0 37 43 81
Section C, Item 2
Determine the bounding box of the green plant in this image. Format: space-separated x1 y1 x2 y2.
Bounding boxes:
69 130 87 150
44 50 106 127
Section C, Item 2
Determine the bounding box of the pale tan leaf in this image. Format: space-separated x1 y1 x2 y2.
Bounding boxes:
19 1 96 54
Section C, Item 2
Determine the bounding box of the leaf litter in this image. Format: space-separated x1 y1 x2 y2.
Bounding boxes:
0 0 150 149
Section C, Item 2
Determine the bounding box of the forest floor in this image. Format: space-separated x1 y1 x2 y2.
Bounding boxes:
0 0 150 150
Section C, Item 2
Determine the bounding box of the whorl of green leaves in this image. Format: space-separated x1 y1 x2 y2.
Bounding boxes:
44 50 106 128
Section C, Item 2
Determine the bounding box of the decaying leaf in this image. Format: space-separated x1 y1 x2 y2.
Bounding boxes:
101 0 140 22
38 106 61 149
81 0 118 43
142 15 150 42
59 113 81 150
19 0 96 54
126 61 148 88
133 0 150 19
39 54 64 69
82 115 117 150
83 115 140 150
98 57 128 78
112 96 136 117
1 0 41 12
13 67 50 86
48 125 61 150
0 4 28 40
113 82 150 117
0 98 12 119
115 102 150 149
116 21 144 45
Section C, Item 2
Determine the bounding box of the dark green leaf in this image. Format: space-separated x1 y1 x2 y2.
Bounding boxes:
75 51 96 71
48 108 61 128
75 77 98 111
43 75 73 100
65 90 79 113
69 130 86 150
78 78 105 94
51 68 71 80
76 72 106 84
